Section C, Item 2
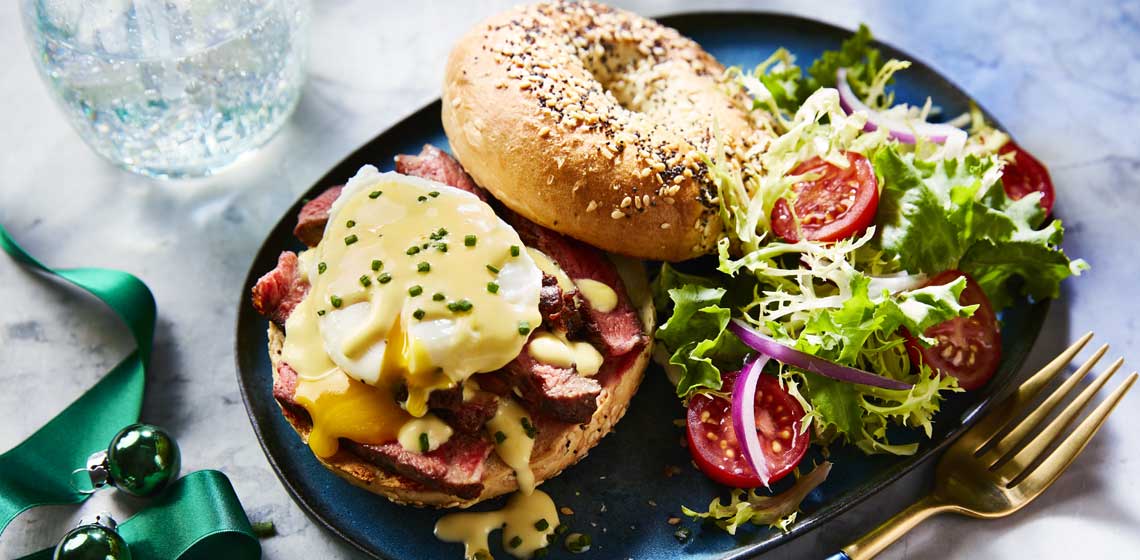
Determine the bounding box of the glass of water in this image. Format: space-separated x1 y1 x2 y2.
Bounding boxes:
21 0 311 179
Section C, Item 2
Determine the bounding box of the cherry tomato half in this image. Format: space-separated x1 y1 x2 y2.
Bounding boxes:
771 152 879 243
999 141 1055 216
685 371 808 488
904 270 1002 391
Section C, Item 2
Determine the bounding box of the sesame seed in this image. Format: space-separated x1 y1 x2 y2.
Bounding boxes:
611 210 625 220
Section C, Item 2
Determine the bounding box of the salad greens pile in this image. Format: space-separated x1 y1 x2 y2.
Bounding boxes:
657 26 1086 532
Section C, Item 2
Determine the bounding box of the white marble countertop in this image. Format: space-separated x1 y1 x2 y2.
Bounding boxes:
2 1 1138 558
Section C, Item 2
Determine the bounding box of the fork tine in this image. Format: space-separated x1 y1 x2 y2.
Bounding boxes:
993 357 1122 477
1010 372 1137 493
982 347 1112 465
966 332 1094 453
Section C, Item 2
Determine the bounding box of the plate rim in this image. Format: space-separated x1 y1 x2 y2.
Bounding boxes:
234 10 1051 559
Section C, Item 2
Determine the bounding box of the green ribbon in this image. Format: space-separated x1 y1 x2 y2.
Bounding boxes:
0 224 260 559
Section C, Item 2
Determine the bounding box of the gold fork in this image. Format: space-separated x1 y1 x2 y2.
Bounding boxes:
829 332 1138 560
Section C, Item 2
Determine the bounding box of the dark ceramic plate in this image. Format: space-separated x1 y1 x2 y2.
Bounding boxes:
235 11 1049 560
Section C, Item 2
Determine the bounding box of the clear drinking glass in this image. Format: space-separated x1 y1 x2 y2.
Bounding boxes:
21 0 311 178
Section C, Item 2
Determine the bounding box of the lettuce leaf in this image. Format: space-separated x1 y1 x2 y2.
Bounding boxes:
872 145 1085 307
683 462 832 534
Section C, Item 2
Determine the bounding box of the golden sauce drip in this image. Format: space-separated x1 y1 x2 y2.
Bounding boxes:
574 278 617 312
526 247 573 292
397 413 454 452
435 490 559 559
527 331 604 377
486 398 537 494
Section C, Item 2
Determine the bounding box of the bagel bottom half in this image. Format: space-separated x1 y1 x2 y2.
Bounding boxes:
266 256 655 509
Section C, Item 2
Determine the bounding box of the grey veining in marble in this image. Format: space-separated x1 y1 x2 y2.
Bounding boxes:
2 1 1138 558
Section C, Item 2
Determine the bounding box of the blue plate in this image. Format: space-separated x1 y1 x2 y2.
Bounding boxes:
235 12 1048 560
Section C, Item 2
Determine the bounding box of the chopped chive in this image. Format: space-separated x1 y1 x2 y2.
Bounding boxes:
534 548 549 558
521 417 537 439
494 431 507 444
346 220 356 228
317 309 326 316
509 536 523 549
555 524 569 536
487 282 499 294
359 275 372 287
368 190 382 199
330 295 343 308
344 234 358 246
473 552 492 560
418 432 429 453
510 245 521 257
432 292 446 301
464 234 477 247
318 262 327 275
251 520 277 538
486 264 500 274
417 195 428 202
534 519 550 531
429 191 440 198
378 272 392 284
429 227 449 241
406 246 420 255
417 262 431 273
446 299 473 313
409 285 423 297
422 242 430 249
673 527 692 544
435 242 448 252
565 533 591 553
371 259 383 271
518 321 531 336
413 308 426 320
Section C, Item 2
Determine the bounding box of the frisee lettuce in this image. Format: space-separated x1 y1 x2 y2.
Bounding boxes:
683 462 832 534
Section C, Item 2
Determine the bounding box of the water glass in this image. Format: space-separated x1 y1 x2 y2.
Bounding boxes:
21 0 311 178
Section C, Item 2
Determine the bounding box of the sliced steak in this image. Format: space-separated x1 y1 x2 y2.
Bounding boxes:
294 185 343 247
539 274 587 336
252 251 310 328
344 434 492 500
273 363 310 425
394 384 500 434
504 214 645 357
500 348 601 424
396 144 489 202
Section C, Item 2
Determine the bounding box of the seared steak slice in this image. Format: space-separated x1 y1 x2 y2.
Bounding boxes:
393 384 500 434
395 144 489 203
501 349 601 424
539 274 587 337
294 185 343 247
274 364 492 498
507 216 645 357
252 252 310 328
344 434 492 500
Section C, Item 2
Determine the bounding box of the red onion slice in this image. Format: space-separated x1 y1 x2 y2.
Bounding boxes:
732 355 773 487
729 319 913 390
836 68 965 145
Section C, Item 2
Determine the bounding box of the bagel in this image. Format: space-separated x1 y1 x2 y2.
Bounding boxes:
442 0 766 262
267 256 655 508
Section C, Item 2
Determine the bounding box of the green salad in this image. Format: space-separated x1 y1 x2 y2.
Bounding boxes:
653 26 1087 534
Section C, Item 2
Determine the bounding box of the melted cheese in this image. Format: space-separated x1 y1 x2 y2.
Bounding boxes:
574 278 617 312
435 490 559 560
281 167 544 457
397 413 453 453
526 247 573 292
486 398 537 494
527 331 604 377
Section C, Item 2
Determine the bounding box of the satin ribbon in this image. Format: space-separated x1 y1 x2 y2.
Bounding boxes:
0 224 260 559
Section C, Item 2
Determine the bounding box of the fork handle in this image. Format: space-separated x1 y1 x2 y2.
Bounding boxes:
832 495 953 560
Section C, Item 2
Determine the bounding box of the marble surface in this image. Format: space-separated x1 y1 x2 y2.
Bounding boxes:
2 0 1138 558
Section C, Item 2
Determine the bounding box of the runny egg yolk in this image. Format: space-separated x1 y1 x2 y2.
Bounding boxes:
281 166 543 458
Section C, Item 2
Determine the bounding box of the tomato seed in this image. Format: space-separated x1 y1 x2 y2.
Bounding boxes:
771 441 783 453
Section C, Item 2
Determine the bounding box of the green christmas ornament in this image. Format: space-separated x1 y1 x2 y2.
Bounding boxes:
53 514 132 560
86 423 181 497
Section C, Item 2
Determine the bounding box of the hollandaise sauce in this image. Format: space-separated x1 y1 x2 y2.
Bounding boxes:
435 490 559 560
281 166 543 457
